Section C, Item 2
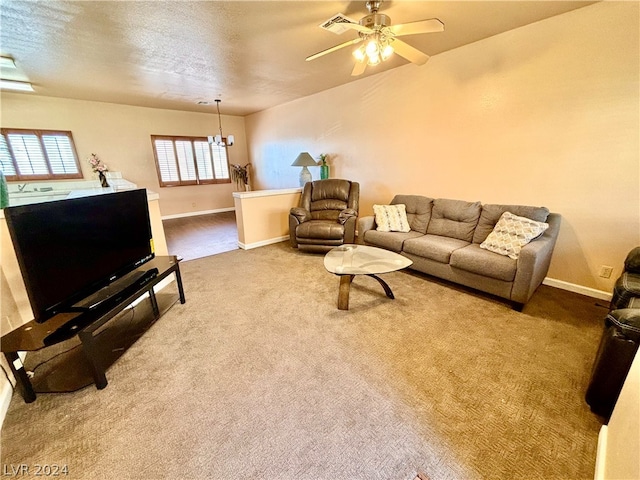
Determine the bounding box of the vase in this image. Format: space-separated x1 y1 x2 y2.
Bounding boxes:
98 171 109 188
320 165 329 180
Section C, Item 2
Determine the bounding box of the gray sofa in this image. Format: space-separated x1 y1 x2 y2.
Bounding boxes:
357 195 561 309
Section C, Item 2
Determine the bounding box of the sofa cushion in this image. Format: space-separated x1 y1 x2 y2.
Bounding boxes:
391 195 433 234
363 230 424 252
480 212 549 259
403 234 470 264
426 198 481 242
450 244 517 282
310 199 347 221
296 220 345 240
373 204 411 232
473 204 550 244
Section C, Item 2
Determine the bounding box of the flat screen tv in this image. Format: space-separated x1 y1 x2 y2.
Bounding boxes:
4 189 155 323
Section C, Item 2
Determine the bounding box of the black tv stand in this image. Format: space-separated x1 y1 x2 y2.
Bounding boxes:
1 256 185 403
40 268 162 347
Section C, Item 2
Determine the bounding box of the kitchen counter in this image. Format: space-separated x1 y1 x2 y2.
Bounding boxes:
4 172 157 207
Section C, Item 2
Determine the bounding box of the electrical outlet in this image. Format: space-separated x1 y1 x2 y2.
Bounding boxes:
598 265 614 279
191 202 196 208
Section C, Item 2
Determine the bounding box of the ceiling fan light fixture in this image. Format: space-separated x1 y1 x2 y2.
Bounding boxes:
365 38 379 56
381 42 394 60
367 53 381 66
353 46 366 62
355 33 393 66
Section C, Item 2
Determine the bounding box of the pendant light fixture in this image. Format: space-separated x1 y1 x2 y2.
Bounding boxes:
209 99 234 147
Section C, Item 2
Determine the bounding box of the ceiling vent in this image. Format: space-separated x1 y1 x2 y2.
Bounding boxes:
319 13 359 35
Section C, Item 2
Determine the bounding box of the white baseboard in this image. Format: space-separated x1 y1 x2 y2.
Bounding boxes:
238 236 288 250
594 425 608 480
543 277 612 301
161 207 234 220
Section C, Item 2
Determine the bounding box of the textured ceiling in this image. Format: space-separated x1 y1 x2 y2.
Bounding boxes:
0 1 596 116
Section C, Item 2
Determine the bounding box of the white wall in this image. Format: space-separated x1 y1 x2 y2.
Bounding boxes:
245 2 640 294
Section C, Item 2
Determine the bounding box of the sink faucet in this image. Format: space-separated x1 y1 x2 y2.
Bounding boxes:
17 183 27 192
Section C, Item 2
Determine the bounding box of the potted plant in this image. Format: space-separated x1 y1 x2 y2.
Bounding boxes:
230 163 251 191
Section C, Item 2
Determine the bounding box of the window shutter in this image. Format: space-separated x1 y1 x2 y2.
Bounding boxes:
211 144 230 180
194 141 214 180
151 135 231 186
175 141 197 181
154 139 180 183
42 134 78 174
7 133 49 175
0 129 81 180
0 135 17 176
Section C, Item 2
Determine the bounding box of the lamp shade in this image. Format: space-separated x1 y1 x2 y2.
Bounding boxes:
291 152 317 167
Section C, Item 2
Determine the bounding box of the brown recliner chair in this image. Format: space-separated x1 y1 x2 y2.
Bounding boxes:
289 179 359 253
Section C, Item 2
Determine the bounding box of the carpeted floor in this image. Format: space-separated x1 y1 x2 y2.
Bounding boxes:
1 242 607 479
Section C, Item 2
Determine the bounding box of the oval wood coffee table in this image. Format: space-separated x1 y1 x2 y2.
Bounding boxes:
324 244 413 310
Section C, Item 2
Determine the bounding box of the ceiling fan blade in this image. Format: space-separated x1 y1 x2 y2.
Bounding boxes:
342 22 374 35
351 60 367 76
306 37 363 62
389 18 444 37
392 39 430 65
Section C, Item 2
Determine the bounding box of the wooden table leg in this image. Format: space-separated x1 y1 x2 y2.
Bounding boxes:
367 274 395 299
338 275 354 310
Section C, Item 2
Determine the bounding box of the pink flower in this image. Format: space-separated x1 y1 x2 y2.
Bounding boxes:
88 153 108 173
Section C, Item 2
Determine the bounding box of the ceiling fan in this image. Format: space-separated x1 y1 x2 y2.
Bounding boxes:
306 0 444 76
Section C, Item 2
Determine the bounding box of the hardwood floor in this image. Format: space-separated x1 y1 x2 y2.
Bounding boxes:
162 211 238 261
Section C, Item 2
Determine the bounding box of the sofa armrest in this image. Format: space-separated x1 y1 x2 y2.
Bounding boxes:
290 207 310 224
511 213 562 304
357 216 376 244
289 208 311 247
338 208 357 225
343 216 358 244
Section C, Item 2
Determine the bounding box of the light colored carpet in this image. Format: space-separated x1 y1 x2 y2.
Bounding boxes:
1 242 605 479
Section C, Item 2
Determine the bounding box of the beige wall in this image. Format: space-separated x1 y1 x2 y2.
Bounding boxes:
0 2 637 294
0 94 248 217
233 189 301 248
245 2 640 293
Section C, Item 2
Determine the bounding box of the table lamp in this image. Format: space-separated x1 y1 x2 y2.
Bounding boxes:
292 152 317 187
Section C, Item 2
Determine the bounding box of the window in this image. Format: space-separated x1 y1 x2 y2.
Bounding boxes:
151 135 231 187
0 129 83 181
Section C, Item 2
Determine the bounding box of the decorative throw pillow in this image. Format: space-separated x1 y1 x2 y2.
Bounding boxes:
480 211 549 259
373 204 411 233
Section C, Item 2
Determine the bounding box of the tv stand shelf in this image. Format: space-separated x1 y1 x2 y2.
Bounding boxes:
1 256 185 403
